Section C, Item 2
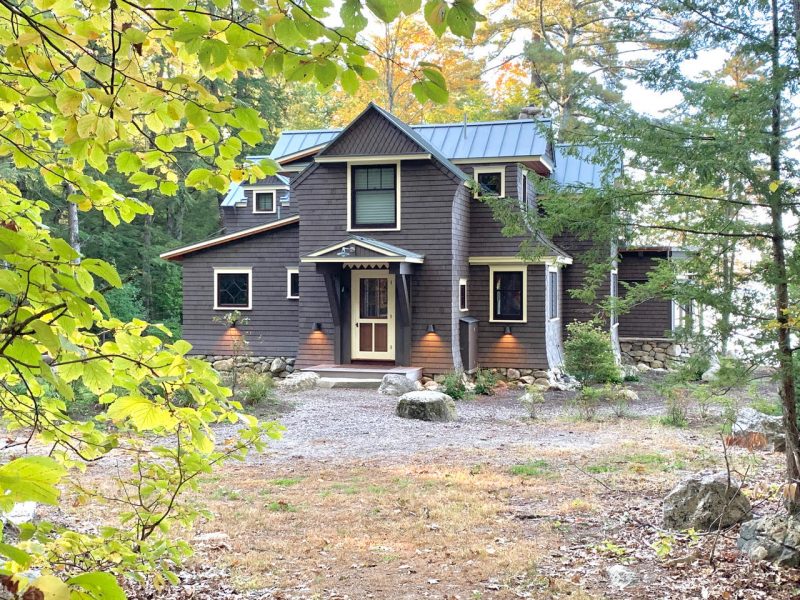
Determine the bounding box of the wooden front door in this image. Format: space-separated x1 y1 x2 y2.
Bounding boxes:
351 270 395 361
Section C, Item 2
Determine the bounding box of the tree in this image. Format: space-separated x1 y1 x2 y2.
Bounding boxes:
491 0 800 508
0 0 482 595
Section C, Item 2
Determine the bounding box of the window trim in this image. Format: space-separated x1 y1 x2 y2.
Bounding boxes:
547 267 560 321
347 161 401 232
251 188 278 214
610 269 619 327
522 170 528 205
489 265 527 323
286 267 299 300
473 166 506 198
459 277 468 312
213 267 252 311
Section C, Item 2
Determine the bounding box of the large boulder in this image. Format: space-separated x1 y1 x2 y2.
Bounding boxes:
379 374 419 396
663 472 751 531
732 407 785 452
276 371 319 393
396 391 457 422
738 514 800 567
270 357 287 374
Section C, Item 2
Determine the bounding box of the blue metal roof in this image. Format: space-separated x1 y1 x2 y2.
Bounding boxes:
553 144 604 187
220 174 290 207
267 119 551 162
268 129 340 159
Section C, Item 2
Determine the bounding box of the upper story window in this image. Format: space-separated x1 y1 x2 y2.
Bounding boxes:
287 267 299 299
350 165 398 230
214 268 252 310
474 167 505 197
253 189 276 214
490 266 526 323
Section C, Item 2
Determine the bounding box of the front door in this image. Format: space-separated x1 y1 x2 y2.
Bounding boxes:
351 270 395 361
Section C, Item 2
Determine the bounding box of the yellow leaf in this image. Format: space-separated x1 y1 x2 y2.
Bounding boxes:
769 180 780 193
230 168 245 182
29 574 69 600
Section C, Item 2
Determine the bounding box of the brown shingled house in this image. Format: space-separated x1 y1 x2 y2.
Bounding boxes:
161 104 679 382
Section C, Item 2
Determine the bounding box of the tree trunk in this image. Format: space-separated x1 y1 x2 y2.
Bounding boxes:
768 0 800 511
65 183 80 262
141 212 153 319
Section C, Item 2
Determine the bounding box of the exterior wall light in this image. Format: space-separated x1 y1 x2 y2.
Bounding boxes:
426 324 436 333
312 322 322 332
504 326 512 335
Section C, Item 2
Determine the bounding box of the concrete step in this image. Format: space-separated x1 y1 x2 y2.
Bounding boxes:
317 377 383 389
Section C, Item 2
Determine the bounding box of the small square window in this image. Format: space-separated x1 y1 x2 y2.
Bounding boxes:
287 268 299 299
253 190 275 214
474 168 505 197
459 278 468 311
214 269 251 310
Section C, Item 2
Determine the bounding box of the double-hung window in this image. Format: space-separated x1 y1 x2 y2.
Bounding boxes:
214 268 252 310
351 165 397 229
490 266 526 322
253 190 276 214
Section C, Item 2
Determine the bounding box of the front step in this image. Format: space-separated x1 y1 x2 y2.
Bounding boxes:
317 377 383 389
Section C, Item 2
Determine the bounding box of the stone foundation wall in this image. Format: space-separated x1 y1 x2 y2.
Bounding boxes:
619 338 687 371
425 368 553 389
194 355 296 379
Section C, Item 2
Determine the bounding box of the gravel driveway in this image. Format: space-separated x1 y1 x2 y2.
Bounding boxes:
234 384 674 464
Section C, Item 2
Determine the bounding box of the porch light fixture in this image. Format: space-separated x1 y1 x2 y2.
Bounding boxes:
426 324 436 333
503 326 512 335
312 322 322 332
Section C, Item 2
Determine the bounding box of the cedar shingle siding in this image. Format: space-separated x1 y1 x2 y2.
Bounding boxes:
319 109 426 157
618 252 673 338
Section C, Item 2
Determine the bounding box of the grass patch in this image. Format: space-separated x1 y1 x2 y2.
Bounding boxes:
751 398 782 416
212 487 243 501
266 500 298 512
271 477 303 487
509 460 550 477
585 463 620 474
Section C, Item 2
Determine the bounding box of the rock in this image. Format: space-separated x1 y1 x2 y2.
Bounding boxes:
379 374 419 396
507 368 521 381
606 565 636 589
667 344 682 357
651 360 664 369
732 407 785 452
421 376 433 384
533 370 549 379
494 380 509 392
270 357 287 374
519 376 535 385
663 472 751 531
424 380 440 391
2 502 36 525
396 391 457 422
276 372 319 392
212 358 234 371
617 388 639 402
738 514 800 567
622 365 639 379
620 343 632 353
636 363 651 372
286 358 296 366
701 357 720 382
642 344 652 352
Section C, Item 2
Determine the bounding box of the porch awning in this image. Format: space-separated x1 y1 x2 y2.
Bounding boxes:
301 236 424 264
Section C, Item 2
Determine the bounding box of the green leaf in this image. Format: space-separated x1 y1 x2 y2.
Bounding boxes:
315 60 337 88
424 0 448 36
366 0 402 22
107 396 178 431
0 542 31 567
411 81 427 103
0 456 66 508
422 67 447 90
159 181 179 195
173 21 209 43
447 0 482 38
340 69 360 94
68 572 126 600
340 0 368 33
185 168 213 188
115 151 141 174
81 359 113 395
55 88 83 116
198 39 229 69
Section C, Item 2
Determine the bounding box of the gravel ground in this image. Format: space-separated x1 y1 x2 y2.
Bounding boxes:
234 377 693 464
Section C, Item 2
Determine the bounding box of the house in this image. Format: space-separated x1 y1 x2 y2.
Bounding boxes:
161 103 680 381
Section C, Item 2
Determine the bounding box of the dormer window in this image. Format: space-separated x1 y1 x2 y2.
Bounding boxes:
473 167 505 197
253 189 276 214
349 164 399 230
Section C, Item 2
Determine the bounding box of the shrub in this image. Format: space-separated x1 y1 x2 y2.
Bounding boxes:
474 368 497 395
678 352 711 382
572 385 605 420
441 370 470 400
751 398 782 416
609 385 631 418
563 321 621 385
659 384 690 427
520 385 545 419
238 372 277 406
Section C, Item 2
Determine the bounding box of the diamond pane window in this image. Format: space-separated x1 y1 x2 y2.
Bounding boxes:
216 271 250 309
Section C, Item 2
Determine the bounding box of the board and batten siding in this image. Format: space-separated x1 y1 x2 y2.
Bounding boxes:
618 251 673 338
294 159 462 372
468 264 549 369
180 223 299 356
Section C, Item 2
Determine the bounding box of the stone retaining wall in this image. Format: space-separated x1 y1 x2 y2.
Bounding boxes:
194 355 296 379
619 338 687 371
426 368 553 388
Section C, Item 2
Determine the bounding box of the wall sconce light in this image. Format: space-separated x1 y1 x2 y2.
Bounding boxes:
312 322 322 332
503 325 512 335
426 324 436 333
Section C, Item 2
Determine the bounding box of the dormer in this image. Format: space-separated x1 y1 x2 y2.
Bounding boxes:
220 175 293 233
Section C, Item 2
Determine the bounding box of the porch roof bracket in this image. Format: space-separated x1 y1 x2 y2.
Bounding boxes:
318 266 342 326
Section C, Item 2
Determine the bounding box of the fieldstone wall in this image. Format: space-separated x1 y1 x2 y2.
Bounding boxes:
619 338 687 371
194 355 296 379
425 368 554 388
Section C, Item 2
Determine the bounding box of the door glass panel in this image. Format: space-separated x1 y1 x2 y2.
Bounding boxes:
374 323 388 352
360 278 388 319
359 323 373 352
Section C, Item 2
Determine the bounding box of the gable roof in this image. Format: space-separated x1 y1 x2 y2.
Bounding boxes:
160 215 299 261
302 235 424 264
220 174 290 208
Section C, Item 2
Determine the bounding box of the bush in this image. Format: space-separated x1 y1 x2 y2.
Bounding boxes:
563 321 621 385
238 372 277 406
678 352 711 382
474 368 497 396
572 385 605 420
658 384 690 427
609 385 632 418
441 370 471 400
520 385 545 419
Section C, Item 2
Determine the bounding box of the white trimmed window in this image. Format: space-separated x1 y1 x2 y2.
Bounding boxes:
548 268 559 320
489 265 527 323
474 167 505 197
349 164 399 230
459 278 468 311
252 189 276 214
214 268 252 310
287 267 299 299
